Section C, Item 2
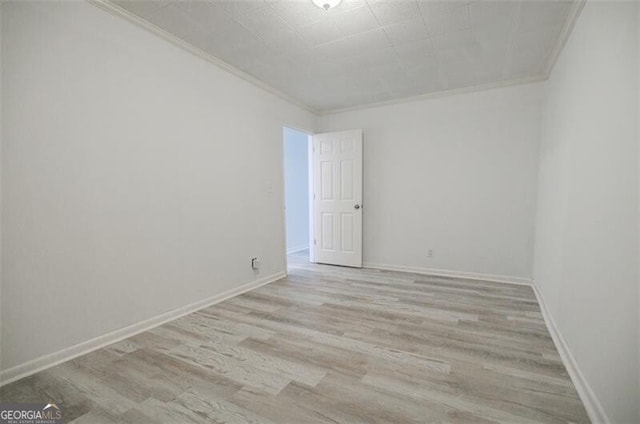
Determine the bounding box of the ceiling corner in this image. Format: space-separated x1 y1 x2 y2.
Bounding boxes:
542 0 586 79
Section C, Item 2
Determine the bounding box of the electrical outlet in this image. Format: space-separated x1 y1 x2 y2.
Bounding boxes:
251 257 261 270
427 249 434 258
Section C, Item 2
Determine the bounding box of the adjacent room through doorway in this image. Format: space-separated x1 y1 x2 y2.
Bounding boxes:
283 126 312 264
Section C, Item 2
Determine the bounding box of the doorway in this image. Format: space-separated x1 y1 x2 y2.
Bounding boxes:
283 126 313 265
283 127 364 269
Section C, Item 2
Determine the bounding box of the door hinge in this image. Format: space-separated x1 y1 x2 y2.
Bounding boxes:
314 239 317 245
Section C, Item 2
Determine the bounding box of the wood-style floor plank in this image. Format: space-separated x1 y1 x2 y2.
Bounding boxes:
0 257 590 423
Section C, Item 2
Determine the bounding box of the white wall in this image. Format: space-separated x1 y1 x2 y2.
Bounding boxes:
283 127 309 253
637 4 640 421
0 1 3 373
0 1 315 374
533 2 639 422
319 83 543 282
3 5 639 422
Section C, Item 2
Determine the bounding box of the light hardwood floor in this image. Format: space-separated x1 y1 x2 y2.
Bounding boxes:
1 257 590 423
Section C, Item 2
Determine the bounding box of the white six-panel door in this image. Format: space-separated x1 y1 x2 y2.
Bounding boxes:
312 130 363 268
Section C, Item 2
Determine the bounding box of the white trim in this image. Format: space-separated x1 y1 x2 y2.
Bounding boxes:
531 281 611 424
286 245 309 255
87 0 318 115
363 262 532 286
307 134 315 263
320 76 546 116
0 271 286 387
281 123 315 137
280 127 290 273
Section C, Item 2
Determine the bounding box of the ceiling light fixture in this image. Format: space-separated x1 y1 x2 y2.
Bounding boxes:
312 0 342 11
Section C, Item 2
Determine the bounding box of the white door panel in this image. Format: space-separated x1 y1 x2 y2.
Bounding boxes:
312 130 362 267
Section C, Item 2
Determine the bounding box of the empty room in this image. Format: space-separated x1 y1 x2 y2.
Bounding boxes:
0 0 639 423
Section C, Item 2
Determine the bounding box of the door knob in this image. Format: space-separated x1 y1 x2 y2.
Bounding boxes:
354 204 361 210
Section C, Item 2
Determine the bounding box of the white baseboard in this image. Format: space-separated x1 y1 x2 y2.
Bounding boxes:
363 262 532 286
531 281 610 424
0 271 286 387
286 245 309 255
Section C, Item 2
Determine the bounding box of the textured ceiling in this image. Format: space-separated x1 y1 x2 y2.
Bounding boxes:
111 0 578 113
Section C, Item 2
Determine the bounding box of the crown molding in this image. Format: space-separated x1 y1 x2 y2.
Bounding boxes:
319 75 547 116
88 0 583 118
321 0 585 118
87 0 320 116
543 0 586 77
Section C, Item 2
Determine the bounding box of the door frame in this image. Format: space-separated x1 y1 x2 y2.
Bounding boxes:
307 132 316 263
